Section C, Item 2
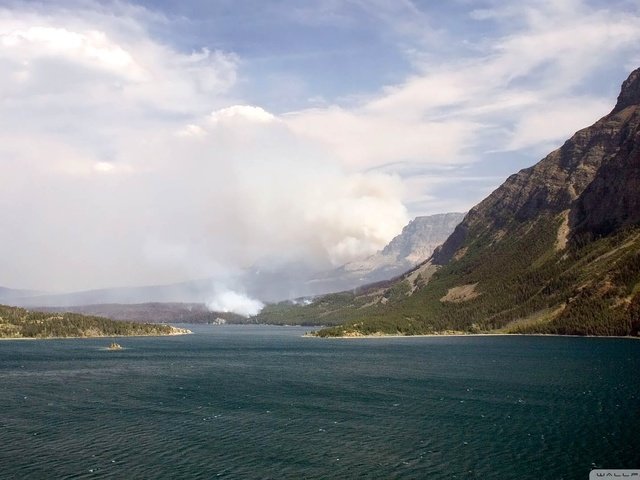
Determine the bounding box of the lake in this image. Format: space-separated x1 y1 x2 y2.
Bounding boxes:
0 326 638 479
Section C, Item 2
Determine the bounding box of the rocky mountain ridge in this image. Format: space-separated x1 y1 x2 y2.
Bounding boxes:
435 69 640 265
316 212 464 287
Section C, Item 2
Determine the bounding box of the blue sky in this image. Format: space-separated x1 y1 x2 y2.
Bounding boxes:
1 0 639 292
123 0 640 212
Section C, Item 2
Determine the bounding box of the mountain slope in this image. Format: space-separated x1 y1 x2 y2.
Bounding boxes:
296 68 640 337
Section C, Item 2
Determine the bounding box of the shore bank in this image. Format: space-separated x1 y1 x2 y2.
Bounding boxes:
307 332 640 340
0 326 192 341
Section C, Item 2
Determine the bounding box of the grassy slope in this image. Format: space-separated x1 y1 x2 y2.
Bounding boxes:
0 304 181 338
257 213 640 337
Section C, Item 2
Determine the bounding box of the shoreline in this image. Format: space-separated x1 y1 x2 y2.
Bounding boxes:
0 327 192 341
306 332 640 340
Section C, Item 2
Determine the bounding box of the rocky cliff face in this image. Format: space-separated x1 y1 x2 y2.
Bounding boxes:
434 67 640 265
341 213 464 277
381 213 466 263
570 90 640 238
612 67 640 114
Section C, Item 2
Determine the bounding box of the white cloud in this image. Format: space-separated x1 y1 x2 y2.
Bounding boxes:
0 25 138 74
0 6 408 292
283 0 640 184
141 110 408 274
285 106 480 169
505 97 612 152
209 105 277 124
0 8 237 116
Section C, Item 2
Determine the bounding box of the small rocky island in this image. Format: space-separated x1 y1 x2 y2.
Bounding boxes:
0 304 190 339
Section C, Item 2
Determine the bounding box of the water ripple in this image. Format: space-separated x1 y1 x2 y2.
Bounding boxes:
0 326 638 479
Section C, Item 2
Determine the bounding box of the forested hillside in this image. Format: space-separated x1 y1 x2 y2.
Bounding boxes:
0 304 187 338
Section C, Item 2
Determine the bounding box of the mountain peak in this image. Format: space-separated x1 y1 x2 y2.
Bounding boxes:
433 67 640 266
381 212 465 259
613 66 640 113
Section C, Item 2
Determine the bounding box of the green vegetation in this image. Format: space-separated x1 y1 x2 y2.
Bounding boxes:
255 292 366 326
36 303 245 325
0 304 183 338
260 214 640 338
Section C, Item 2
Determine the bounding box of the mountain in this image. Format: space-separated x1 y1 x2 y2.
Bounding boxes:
270 67 640 337
325 213 464 284
215 213 464 302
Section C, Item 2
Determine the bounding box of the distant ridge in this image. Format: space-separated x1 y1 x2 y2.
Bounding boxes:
2 213 463 308
3 278 217 308
0 286 45 302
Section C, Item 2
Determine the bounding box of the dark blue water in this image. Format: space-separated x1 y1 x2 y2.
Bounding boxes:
0 326 638 479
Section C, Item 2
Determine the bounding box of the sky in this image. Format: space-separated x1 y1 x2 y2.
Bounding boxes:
1 0 639 301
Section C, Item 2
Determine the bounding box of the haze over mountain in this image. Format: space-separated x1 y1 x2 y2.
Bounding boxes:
261 67 640 337
1 213 463 311
309 213 465 291
0 287 44 303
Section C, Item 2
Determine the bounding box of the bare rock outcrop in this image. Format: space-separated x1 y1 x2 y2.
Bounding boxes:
434 67 640 264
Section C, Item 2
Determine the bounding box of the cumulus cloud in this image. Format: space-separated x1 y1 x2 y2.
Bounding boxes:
0 4 408 303
135 107 408 280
